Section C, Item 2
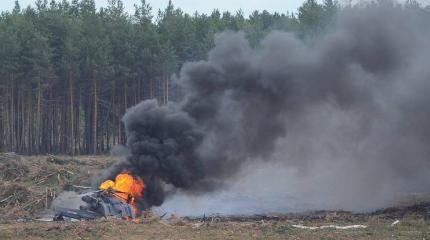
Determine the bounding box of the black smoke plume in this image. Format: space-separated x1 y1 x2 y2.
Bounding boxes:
103 4 430 210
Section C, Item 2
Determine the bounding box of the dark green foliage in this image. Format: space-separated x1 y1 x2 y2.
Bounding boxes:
0 0 349 154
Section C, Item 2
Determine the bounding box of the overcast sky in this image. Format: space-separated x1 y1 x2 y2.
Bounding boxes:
1 0 429 16
0 0 314 16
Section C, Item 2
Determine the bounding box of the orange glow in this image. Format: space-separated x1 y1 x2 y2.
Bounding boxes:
99 180 115 190
99 171 145 206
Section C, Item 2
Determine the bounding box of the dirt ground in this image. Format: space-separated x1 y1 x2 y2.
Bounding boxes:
1 215 429 240
0 154 429 239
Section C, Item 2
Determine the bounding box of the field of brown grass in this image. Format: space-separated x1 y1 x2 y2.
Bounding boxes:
0 154 429 239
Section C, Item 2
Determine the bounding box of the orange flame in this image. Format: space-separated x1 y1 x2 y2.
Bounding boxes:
99 171 145 206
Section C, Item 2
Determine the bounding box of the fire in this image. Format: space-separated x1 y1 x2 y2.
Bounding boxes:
99 171 145 206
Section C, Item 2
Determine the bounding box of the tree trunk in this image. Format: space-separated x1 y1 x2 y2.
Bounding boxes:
93 76 98 154
165 73 169 104
111 79 116 146
70 72 75 155
37 78 41 154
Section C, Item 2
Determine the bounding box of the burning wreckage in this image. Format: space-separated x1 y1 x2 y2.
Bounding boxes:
54 172 145 221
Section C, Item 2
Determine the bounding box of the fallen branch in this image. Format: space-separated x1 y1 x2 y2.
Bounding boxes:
20 198 43 210
62 169 75 175
35 172 57 185
0 195 14 204
72 185 93 189
391 220 400 227
35 168 75 185
292 224 367 230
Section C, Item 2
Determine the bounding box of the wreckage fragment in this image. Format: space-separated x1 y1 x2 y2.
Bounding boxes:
55 172 145 221
54 189 138 220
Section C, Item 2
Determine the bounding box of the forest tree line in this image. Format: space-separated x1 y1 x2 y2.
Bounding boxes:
0 0 427 155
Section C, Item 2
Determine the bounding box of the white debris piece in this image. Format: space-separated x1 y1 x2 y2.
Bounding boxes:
391 220 400 227
292 224 368 230
34 218 54 222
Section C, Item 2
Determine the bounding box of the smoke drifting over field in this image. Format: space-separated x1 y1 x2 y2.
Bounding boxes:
105 5 430 212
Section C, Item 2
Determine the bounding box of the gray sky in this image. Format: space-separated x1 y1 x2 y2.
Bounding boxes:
0 0 311 15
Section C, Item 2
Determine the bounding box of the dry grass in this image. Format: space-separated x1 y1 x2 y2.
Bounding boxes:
0 216 429 240
0 153 29 181
0 154 429 239
0 153 115 220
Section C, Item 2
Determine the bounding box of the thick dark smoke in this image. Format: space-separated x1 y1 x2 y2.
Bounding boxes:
104 4 430 211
